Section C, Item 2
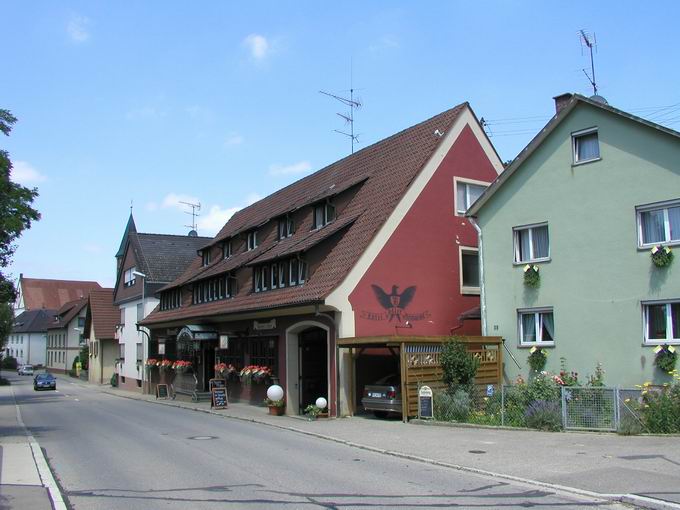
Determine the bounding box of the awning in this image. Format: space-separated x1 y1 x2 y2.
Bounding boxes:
337 335 501 348
177 325 219 342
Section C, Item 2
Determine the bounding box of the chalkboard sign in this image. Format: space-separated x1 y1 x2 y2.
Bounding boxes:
211 387 227 409
156 384 169 400
209 378 226 392
418 385 433 419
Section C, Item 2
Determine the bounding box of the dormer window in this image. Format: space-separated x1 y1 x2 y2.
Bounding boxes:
124 267 136 287
313 201 335 229
572 128 600 164
201 249 212 267
222 240 232 259
278 215 294 239
247 231 258 251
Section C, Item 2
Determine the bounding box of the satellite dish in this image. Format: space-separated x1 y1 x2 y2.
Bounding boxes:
590 94 608 105
188 230 198 237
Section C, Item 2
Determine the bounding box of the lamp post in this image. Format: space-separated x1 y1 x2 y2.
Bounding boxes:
133 271 148 392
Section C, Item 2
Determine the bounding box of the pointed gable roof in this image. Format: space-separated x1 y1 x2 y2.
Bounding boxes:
116 213 137 258
84 288 118 340
144 103 471 324
18 277 101 311
12 309 57 334
47 296 89 330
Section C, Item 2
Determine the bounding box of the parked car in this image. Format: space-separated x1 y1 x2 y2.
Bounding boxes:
18 365 34 376
34 373 56 391
362 374 402 418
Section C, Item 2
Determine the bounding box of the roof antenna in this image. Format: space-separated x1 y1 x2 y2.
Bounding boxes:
579 30 598 95
130 199 133 214
180 201 201 234
320 60 362 154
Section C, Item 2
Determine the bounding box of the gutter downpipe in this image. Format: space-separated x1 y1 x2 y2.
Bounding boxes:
468 217 487 336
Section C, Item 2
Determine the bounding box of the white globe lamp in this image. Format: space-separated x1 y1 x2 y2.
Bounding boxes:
315 397 327 410
267 384 284 402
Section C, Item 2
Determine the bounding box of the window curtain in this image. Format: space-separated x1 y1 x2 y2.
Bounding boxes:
519 230 531 262
532 226 549 259
641 210 665 244
668 206 680 241
541 312 555 342
521 313 536 343
647 304 667 340
671 303 679 340
577 133 599 161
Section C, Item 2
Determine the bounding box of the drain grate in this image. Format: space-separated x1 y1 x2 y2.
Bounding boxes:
468 450 487 454
188 436 218 440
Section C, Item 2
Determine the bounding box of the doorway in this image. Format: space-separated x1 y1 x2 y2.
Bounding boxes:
298 328 328 413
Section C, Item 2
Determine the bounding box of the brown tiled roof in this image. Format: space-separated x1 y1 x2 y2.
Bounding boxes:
144 103 467 325
20 277 101 311
86 289 118 340
47 297 89 330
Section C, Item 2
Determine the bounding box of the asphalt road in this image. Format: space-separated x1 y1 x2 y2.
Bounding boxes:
11 374 625 510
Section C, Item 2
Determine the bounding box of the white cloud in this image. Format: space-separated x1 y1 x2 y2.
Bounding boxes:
369 35 399 53
12 161 47 185
243 34 270 60
268 161 312 176
67 15 90 43
225 133 244 146
197 205 241 235
161 193 200 211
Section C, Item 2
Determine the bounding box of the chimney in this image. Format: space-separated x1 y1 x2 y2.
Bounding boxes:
553 93 573 114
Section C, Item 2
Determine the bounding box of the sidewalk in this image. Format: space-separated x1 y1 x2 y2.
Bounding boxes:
0 383 63 510
73 376 680 510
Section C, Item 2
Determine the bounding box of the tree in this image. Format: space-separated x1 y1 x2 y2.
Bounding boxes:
0 302 12 355
441 337 479 393
0 109 41 306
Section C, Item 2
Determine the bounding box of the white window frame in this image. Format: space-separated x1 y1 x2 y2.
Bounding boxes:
201 249 211 267
571 127 600 165
271 263 278 289
312 201 336 230
459 246 480 295
517 307 555 347
278 215 294 239
642 299 680 345
513 222 550 264
223 240 232 259
123 267 136 287
247 231 258 251
636 199 680 248
453 177 490 217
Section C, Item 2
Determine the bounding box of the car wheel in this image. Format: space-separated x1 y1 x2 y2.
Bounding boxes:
373 411 388 419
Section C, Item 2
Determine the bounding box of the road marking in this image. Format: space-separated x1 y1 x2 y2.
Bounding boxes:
74 398 80 402
11 387 68 510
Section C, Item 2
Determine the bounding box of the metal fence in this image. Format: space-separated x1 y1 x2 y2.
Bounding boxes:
431 385 643 432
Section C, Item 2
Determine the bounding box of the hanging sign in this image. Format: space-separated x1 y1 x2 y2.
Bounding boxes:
219 334 229 349
418 385 433 419
253 319 276 331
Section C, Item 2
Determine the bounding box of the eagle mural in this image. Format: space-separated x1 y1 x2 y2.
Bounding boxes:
371 284 417 322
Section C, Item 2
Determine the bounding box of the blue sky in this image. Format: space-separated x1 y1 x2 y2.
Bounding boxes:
4 1 680 288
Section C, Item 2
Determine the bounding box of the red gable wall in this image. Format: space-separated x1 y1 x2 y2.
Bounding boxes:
348 125 496 337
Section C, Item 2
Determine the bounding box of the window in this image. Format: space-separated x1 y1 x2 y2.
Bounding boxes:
222 240 232 259
160 288 182 310
254 257 306 292
201 249 212 267
278 215 294 239
518 308 555 346
514 224 550 263
312 201 335 229
119 343 125 360
137 303 144 322
136 343 143 362
271 263 278 289
643 301 679 344
124 267 136 287
247 231 258 251
290 258 299 286
456 181 487 215
78 317 85 329
572 128 600 164
278 261 287 288
192 275 233 304
460 247 480 294
120 308 125 325
637 200 680 247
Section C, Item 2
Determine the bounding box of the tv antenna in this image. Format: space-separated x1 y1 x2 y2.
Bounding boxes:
320 68 362 154
579 30 598 95
180 200 201 232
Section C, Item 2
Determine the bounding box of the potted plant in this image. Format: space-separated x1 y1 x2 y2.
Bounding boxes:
654 344 677 373
304 404 323 421
159 359 174 373
173 360 192 374
523 264 540 288
145 358 159 371
527 346 548 372
651 245 673 268
240 365 273 384
264 398 286 415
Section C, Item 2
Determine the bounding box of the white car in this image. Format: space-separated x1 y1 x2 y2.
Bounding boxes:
18 365 34 376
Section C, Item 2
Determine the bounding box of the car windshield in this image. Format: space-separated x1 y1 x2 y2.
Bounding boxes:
36 374 53 380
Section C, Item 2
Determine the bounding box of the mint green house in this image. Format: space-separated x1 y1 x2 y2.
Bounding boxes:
468 94 679 387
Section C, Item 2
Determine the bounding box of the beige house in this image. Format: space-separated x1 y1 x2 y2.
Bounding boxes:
46 297 88 373
83 289 118 384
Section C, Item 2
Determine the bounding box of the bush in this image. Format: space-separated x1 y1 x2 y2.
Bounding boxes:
441 337 479 393
527 348 547 372
641 384 680 433
434 389 471 422
1 356 18 369
80 345 89 370
618 413 643 435
525 400 562 431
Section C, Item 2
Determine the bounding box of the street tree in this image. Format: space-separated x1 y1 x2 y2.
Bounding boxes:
0 109 40 350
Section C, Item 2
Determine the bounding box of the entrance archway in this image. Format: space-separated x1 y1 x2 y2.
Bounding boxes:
285 322 330 415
